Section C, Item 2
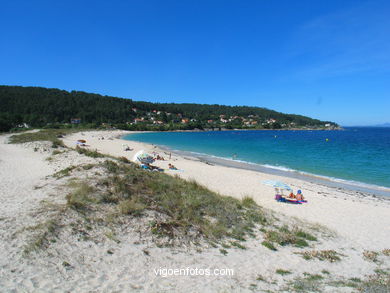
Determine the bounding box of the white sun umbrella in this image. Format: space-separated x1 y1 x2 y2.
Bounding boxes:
132 150 145 162
262 180 292 195
132 150 154 164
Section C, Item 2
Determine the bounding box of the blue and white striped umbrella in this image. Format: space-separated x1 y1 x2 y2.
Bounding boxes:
262 180 292 191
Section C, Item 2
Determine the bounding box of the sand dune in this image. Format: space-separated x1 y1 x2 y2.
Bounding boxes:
0 130 388 292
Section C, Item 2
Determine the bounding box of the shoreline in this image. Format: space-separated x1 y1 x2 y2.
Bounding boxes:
62 130 390 249
157 146 390 198
1 129 389 292
123 132 390 198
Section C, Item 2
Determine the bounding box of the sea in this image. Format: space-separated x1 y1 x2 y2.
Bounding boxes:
123 127 390 196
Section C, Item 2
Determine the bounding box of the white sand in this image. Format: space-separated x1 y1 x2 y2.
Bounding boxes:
0 130 389 292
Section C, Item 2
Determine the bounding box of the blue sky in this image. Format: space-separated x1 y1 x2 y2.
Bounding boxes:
1 0 389 126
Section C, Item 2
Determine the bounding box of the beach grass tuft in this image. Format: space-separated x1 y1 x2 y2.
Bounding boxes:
119 199 146 216
241 196 257 208
9 129 68 146
363 250 380 262
75 146 105 158
276 269 291 275
297 250 342 262
356 269 390 292
66 182 96 210
262 225 317 249
23 218 62 255
382 249 390 256
57 159 277 245
286 273 324 292
262 240 277 251
53 165 77 179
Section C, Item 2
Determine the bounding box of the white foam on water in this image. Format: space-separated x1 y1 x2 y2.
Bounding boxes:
123 135 390 194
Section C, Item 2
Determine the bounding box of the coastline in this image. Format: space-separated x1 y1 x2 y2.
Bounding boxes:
1 129 389 292
123 131 390 198
63 130 390 249
157 146 390 198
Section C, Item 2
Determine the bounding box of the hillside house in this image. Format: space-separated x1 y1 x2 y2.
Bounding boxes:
70 118 81 124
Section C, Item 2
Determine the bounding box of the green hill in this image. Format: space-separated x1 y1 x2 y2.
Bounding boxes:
0 85 338 132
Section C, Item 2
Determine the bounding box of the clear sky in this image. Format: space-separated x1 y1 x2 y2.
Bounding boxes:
1 0 389 126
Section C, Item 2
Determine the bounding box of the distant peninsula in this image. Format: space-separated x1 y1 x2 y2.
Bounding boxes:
0 85 339 132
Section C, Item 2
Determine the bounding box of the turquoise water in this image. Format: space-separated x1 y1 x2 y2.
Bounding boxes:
124 128 390 189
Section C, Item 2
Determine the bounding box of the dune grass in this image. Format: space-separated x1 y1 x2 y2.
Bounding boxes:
66 182 96 210
75 146 105 158
32 157 320 248
276 269 291 276
297 250 342 262
357 269 389 293
23 217 62 255
8 129 71 147
53 166 77 179
285 270 389 292
261 225 317 251
94 160 271 242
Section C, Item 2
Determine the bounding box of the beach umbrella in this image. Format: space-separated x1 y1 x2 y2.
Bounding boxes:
132 150 154 163
262 180 292 191
132 150 145 162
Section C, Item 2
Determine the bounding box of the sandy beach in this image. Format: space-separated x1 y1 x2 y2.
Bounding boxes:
64 130 390 249
1 129 389 292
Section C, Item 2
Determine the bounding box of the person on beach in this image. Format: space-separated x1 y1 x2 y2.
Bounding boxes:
168 163 178 170
155 154 165 160
296 190 304 201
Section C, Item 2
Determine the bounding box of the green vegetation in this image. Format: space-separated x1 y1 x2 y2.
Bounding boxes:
0 85 338 132
356 270 389 292
119 156 131 164
8 129 67 147
23 218 61 255
286 273 324 292
119 199 146 216
29 158 275 249
75 146 105 158
276 269 291 275
219 248 228 255
53 166 77 179
230 241 246 249
66 182 96 210
294 230 317 241
256 274 267 282
363 250 380 262
261 241 277 251
285 270 389 292
297 250 342 262
93 160 271 242
261 225 317 250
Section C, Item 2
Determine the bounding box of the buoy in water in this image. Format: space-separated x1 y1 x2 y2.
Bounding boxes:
326 138 329 142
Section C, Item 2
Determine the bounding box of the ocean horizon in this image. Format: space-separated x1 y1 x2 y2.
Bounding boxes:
124 127 390 193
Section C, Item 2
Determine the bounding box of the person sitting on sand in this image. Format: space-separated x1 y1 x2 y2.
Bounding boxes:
156 155 165 160
288 192 295 199
168 163 178 170
295 190 304 201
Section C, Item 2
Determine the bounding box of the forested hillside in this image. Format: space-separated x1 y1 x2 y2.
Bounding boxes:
0 86 338 131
